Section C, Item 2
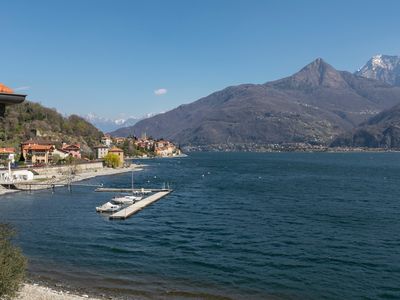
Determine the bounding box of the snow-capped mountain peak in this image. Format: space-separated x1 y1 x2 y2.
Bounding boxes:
82 113 159 133
355 54 400 86
114 118 127 125
372 54 384 69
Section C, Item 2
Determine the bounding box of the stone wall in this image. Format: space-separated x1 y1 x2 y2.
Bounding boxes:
32 162 104 176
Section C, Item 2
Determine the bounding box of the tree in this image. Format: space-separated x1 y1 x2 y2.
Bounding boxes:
65 155 76 165
103 153 121 168
121 140 130 156
51 154 62 165
0 224 27 299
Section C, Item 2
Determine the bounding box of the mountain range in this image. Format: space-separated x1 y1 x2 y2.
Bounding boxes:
83 113 159 133
83 114 141 132
111 56 400 149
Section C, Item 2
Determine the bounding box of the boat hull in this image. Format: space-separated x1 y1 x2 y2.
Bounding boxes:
96 201 121 213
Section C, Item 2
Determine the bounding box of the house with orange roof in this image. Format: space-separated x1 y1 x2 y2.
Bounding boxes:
21 140 56 164
108 146 124 166
113 137 126 144
0 147 16 164
153 139 180 157
61 143 81 159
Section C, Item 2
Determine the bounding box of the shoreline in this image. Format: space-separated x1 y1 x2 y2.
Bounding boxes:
17 273 116 300
182 146 400 153
0 164 144 197
17 282 103 300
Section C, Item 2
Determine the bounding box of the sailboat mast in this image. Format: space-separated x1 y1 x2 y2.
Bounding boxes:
131 171 134 194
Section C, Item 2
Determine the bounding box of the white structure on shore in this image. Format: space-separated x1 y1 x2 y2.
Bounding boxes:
0 169 34 183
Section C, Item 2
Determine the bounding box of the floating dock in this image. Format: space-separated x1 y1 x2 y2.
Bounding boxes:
95 188 169 193
109 190 172 220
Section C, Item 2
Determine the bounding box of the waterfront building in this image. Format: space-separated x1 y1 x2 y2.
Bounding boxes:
0 147 16 164
154 139 181 157
94 145 109 159
136 139 154 150
113 137 126 144
101 134 112 147
24 144 55 164
21 140 56 164
61 143 81 159
52 148 69 160
108 146 124 165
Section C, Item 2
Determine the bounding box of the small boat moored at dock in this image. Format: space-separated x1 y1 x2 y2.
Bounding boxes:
112 195 143 204
96 202 121 213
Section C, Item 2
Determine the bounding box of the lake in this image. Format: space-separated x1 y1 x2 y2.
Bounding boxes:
0 152 399 299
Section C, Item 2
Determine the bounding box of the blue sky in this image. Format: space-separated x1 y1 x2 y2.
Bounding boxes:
2 0 400 118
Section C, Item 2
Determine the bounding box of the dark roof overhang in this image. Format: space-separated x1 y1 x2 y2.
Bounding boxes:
0 93 26 117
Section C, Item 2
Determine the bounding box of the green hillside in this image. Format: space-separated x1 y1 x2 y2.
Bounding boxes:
0 101 103 156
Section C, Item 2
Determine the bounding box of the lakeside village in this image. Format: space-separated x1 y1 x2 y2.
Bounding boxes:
0 133 182 192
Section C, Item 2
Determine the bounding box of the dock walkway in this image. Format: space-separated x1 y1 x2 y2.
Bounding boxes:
109 190 172 219
95 188 168 193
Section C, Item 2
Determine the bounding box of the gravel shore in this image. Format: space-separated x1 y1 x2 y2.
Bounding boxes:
16 283 101 300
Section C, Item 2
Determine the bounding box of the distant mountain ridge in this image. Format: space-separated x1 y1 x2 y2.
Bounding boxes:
331 103 400 148
355 54 400 86
84 113 158 133
112 58 400 147
83 113 141 132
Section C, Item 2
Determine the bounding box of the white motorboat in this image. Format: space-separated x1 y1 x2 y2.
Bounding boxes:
96 201 121 213
112 171 144 204
112 195 143 204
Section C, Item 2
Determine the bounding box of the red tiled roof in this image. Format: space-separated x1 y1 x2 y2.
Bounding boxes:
26 144 54 151
62 144 80 151
21 139 55 145
0 147 15 154
109 147 123 153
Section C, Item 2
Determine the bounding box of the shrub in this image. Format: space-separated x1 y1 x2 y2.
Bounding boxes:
0 224 27 299
103 153 121 168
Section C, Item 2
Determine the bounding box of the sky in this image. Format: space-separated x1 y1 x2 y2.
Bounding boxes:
1 0 400 119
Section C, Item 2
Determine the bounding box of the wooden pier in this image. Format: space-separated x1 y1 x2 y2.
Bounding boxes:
13 182 102 192
109 190 172 220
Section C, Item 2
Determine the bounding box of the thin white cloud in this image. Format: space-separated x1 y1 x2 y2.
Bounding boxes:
154 88 167 96
14 86 31 92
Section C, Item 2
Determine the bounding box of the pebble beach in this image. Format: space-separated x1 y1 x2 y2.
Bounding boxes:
17 284 100 300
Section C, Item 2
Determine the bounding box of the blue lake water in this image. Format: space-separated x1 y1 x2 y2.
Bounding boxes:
0 152 399 299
